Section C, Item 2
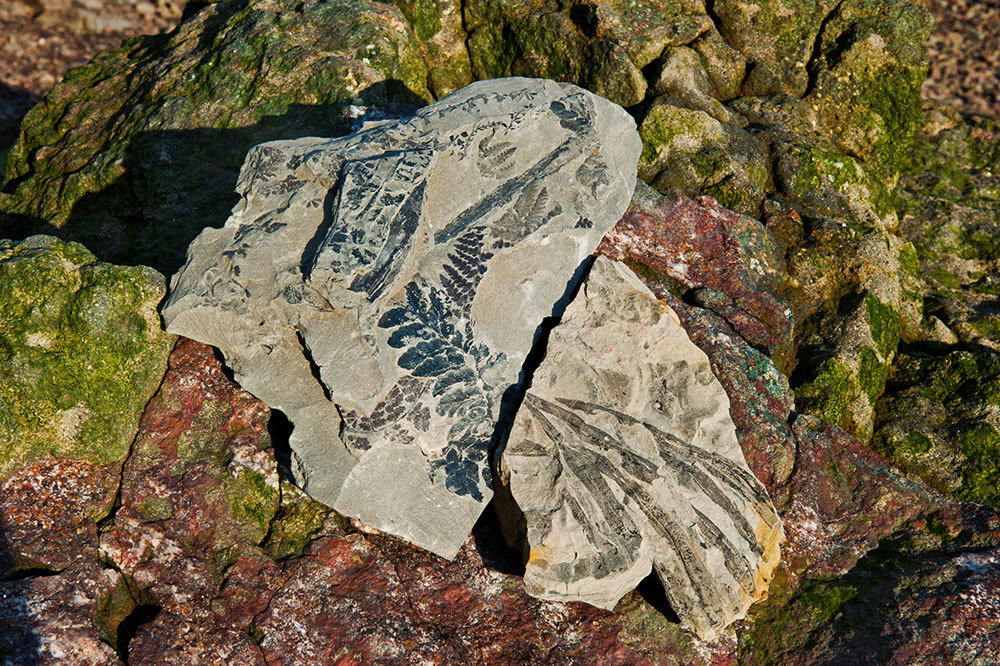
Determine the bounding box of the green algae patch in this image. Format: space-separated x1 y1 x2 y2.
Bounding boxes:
639 102 769 215
955 422 1000 506
863 294 900 359
873 350 1000 507
262 480 331 561
712 0 834 96
858 347 889 405
794 357 857 431
773 141 893 229
0 236 174 481
225 468 281 546
895 351 1000 408
740 518 995 665
805 0 931 184
900 431 933 456
739 568 859 665
468 8 646 108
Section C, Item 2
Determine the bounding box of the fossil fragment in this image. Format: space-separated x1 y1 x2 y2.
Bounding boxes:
161 77 641 559
496 256 783 639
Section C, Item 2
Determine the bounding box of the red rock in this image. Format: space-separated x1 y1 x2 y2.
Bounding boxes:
598 190 792 355
0 457 117 574
780 415 941 578
0 561 120 665
128 611 266 666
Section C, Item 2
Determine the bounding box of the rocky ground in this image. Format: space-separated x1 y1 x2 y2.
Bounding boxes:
1 0 1000 664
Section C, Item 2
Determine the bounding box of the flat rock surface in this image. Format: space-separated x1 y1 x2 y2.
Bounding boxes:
498 255 783 640
162 77 641 558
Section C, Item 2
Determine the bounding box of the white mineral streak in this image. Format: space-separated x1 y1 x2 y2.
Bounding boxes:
161 78 641 559
497 256 783 639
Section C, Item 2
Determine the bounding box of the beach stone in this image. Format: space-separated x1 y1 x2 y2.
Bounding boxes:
496 256 783 640
162 77 641 559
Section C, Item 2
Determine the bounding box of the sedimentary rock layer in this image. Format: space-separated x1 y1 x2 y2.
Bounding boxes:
497 256 783 640
161 77 641 558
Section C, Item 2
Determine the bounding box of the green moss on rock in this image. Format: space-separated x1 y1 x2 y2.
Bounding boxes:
874 350 1000 506
794 357 858 430
955 422 1000 506
858 347 888 405
805 0 931 184
263 481 331 560
739 566 859 665
0 236 174 481
864 293 900 358
225 468 280 545
772 140 893 230
639 102 769 215
713 0 836 97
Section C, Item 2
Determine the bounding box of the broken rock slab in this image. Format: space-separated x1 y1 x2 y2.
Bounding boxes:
496 256 783 640
161 77 641 559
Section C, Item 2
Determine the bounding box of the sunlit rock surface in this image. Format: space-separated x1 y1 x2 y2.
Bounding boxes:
497 256 783 640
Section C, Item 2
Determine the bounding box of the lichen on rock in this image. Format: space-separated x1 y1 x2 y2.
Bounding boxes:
0 235 174 481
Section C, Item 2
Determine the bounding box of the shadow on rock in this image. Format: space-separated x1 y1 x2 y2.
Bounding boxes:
742 505 1000 664
0 83 38 145
0 505 43 661
0 80 426 276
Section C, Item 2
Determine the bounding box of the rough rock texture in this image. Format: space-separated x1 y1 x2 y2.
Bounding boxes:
162 77 641 558
0 337 732 665
498 256 782 640
894 107 1000 351
0 235 174 480
5 0 999 662
872 106 1000 510
594 188 1000 664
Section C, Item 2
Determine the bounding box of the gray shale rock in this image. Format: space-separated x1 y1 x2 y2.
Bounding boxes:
161 78 641 559
496 256 783 640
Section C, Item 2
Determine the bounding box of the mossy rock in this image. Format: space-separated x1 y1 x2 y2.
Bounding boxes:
390 0 473 98
466 5 647 107
688 27 746 102
791 288 901 441
772 139 894 232
874 350 1000 506
713 0 838 96
638 101 769 216
804 0 931 183
652 46 733 123
0 0 431 275
894 108 1000 349
739 517 1000 664
0 235 174 480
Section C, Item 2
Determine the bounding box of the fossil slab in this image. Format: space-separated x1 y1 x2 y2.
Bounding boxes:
496 256 783 640
161 78 641 559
